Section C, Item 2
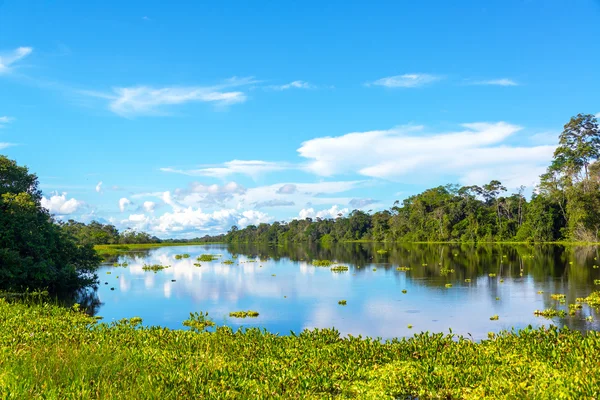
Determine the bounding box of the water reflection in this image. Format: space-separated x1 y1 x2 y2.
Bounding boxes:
92 243 600 340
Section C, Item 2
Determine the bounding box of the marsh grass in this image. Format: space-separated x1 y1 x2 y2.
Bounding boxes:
2 299 600 398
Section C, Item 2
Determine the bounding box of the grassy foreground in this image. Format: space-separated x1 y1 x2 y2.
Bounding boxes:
1 300 600 399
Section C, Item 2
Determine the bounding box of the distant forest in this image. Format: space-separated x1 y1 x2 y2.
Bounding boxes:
72 113 600 245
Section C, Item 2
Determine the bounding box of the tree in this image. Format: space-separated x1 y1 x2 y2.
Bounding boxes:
0 156 100 293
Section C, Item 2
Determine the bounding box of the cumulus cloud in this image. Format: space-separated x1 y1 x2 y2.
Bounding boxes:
0 116 14 128
41 192 82 215
298 122 555 187
119 197 132 212
161 160 289 179
298 205 349 220
123 207 271 238
470 78 518 86
82 76 257 117
0 47 32 74
349 198 378 209
95 181 103 193
143 201 156 213
268 80 315 90
367 73 441 88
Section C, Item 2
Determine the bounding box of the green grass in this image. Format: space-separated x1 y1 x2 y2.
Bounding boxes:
94 243 207 257
1 299 600 398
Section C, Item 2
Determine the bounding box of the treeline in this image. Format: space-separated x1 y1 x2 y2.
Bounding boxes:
222 114 600 244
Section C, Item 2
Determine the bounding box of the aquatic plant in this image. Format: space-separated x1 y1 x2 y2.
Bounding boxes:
496 297 500 301
222 260 235 265
551 294 566 301
490 315 499 320
372 268 377 271
488 273 497 277
229 311 260 318
182 311 215 332
537 290 544 294
142 264 170 272
464 278 471 283
106 271 111 275
312 260 334 267
3 300 600 398
445 284 453 288
440 267 454 275
193 263 201 267
534 309 566 318
407 324 413 329
113 263 120 267
197 254 218 262
376 249 388 255
182 254 190 258
396 266 411 271
402 289 407 294
338 300 347 305
594 279 600 285
582 291 600 308
174 254 183 260
121 262 128 267
331 265 349 272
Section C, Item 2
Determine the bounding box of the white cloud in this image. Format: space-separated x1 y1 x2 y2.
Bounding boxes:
119 197 132 212
0 47 32 74
254 199 295 208
83 77 257 117
0 143 14 150
470 78 518 86
41 192 82 215
349 198 378 209
0 116 14 128
276 184 297 194
143 201 156 213
298 122 555 188
268 80 315 90
161 160 289 179
95 181 103 193
298 205 349 220
367 73 441 88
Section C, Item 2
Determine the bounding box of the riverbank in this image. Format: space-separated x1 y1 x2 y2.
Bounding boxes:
94 242 222 257
1 299 598 399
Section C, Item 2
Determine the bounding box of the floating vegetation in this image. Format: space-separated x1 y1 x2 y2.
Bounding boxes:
182 311 215 332
121 262 128 267
229 310 259 318
106 271 111 275
272 274 276 277
222 260 235 265
376 249 388 255
582 291 600 308
113 263 120 267
440 267 454 275
594 279 600 285
464 278 471 283
594 265 599 269
197 254 218 262
142 264 170 272
586 315 594 322
407 324 413 329
174 254 183 260
396 266 411 271
488 273 496 277
193 263 201 267
331 265 349 272
445 284 453 288
495 297 500 301
422 263 428 266
490 315 499 320
569 303 583 310
534 309 566 318
402 289 407 294
338 300 347 305
537 290 544 294
500 279 504 283
551 294 566 301
312 260 334 267
372 268 377 271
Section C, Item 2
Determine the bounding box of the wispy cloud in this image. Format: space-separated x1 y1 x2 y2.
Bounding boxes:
298 122 555 188
469 78 518 86
0 47 33 74
95 181 103 193
267 80 315 91
81 76 258 117
0 116 14 128
0 143 14 150
367 73 442 88
161 160 290 179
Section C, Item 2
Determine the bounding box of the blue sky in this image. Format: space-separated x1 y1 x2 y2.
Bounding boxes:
1 0 599 238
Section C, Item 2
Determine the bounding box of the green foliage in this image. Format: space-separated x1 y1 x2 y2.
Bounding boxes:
197 254 218 262
229 310 259 318
338 300 347 305
141 264 170 272
0 156 100 293
534 309 567 318
182 311 215 333
312 259 334 267
2 300 600 398
330 265 349 272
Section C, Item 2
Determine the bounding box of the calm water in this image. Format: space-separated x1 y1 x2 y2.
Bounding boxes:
88 243 600 340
